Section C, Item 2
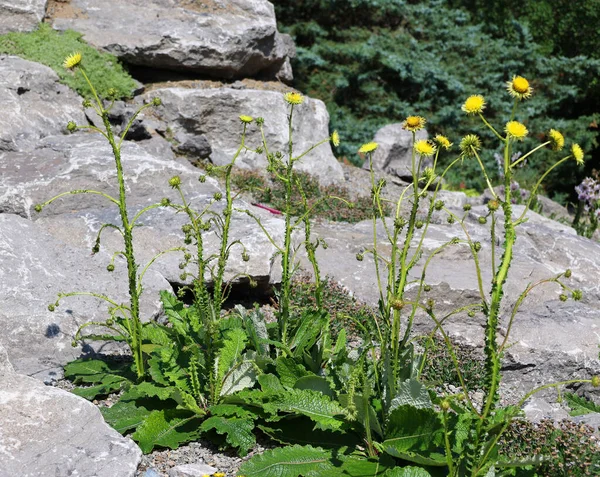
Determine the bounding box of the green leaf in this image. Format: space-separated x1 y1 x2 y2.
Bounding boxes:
275 357 312 389
239 305 270 356
390 379 432 410
338 453 394 476
141 322 172 347
200 416 256 456
220 361 257 397
338 393 383 437
384 467 433 477
121 381 177 401
263 389 346 430
101 400 152 434
294 375 334 398
64 358 133 384
288 310 328 356
208 404 256 419
131 409 203 453
71 374 128 400
383 405 446 466
258 373 286 393
172 389 205 415
565 392 600 416
239 445 335 476
258 419 361 448
159 290 190 336
214 328 247 397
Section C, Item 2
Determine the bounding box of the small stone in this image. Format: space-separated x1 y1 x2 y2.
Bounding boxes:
168 463 218 477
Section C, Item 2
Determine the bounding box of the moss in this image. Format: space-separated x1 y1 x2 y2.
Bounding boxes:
0 23 137 99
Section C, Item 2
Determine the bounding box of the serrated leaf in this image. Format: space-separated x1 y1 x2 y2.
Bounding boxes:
288 310 328 356
258 373 286 393
64 358 133 384
276 357 312 389
565 392 600 416
258 420 361 448
294 376 334 398
338 393 383 437
384 467 432 477
383 405 446 466
220 361 257 397
131 409 203 453
141 322 172 347
214 328 247 397
389 379 432 410
71 374 128 400
239 444 335 476
208 404 256 419
101 400 152 434
159 290 190 336
240 305 270 356
121 381 177 401
172 389 205 415
263 388 346 429
338 453 394 476
200 416 255 456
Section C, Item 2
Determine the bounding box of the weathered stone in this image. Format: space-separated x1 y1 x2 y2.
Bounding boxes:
362 123 428 181
143 86 345 185
0 344 141 477
50 0 294 81
0 55 86 152
0 0 47 35
168 463 218 477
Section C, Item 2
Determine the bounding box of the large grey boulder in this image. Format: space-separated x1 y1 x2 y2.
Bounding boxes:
0 343 141 477
143 85 345 185
306 204 600 398
0 55 86 153
0 0 47 35
50 0 295 82
362 123 429 181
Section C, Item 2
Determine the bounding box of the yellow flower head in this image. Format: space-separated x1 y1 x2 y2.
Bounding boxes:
505 121 528 141
571 144 584 165
284 92 304 105
63 52 82 70
461 95 486 115
547 129 565 151
414 139 436 157
403 116 426 132
434 134 452 150
331 130 340 147
358 142 378 154
506 75 533 100
459 134 481 157
239 115 253 123
212 473 226 477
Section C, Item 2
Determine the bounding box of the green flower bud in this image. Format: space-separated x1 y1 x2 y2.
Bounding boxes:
390 297 404 310
394 217 406 230
242 251 250 262
441 400 451 412
572 289 583 301
34 204 43 213
184 237 192 245
183 253 191 261
564 269 572 278
92 244 100 254
169 175 181 188
592 376 600 387
424 284 431 292
256 146 264 154
182 224 192 234
180 273 187 281
160 197 171 207
198 175 206 183
320 239 328 250
434 200 444 211
473 241 482 252
255 117 265 125
478 216 487 225
48 303 56 312
356 253 364 262
463 203 472 211
82 99 92 108
107 87 118 99
66 121 78 133
487 200 499 212
71 340 77 348
426 298 435 309
467 310 475 318
152 97 162 106
559 294 568 302
249 278 258 288
106 264 115 272
205 164 214 174
447 215 455 224
213 192 222 201
106 318 114 326
275 151 283 159
415 220 424 229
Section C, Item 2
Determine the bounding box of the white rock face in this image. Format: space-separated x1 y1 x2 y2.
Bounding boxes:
0 343 141 477
51 0 294 81
0 0 47 35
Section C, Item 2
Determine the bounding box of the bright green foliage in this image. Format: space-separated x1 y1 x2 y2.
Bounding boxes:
238 445 336 476
0 24 137 99
199 416 255 456
564 392 600 416
63 358 134 400
384 468 433 477
101 400 152 434
273 0 599 200
131 410 203 453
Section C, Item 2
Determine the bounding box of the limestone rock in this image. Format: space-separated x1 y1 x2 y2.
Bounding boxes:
0 343 141 477
144 86 345 185
0 55 86 153
50 0 295 81
168 463 218 477
362 123 428 181
0 0 47 35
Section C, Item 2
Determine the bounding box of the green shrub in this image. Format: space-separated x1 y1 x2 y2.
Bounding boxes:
0 23 137 99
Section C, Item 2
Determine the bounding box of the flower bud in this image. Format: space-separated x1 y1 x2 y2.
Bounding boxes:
66 121 78 133
213 192 222 201
180 273 187 281
34 204 43 213
390 297 404 310
92 244 100 254
487 200 499 212
255 117 265 125
440 400 451 412
467 310 475 318
152 97 162 106
71 340 77 348
426 298 434 309
356 253 364 262
592 376 600 387
242 251 250 262
447 215 455 224
463 203 472 211
256 146 264 154
160 198 171 207
106 318 114 326
82 99 92 108
478 216 487 225
169 176 181 188
178 262 185 270
249 278 258 288
559 294 568 302
473 241 482 252
48 304 56 312
320 239 328 250
182 224 192 234
572 290 583 301
415 220 424 229
564 269 572 278
107 264 115 272
434 200 444 211
198 175 206 183
424 284 431 292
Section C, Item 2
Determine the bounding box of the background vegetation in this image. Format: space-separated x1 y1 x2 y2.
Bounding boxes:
272 0 600 203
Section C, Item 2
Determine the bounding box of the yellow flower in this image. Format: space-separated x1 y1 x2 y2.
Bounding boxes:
331 130 340 147
506 75 533 100
459 134 481 157
212 474 226 477
461 95 486 115
402 116 426 132
239 115 253 123
547 129 564 151
63 52 82 70
414 139 436 157
434 134 452 150
571 144 584 165
358 142 378 154
284 92 304 105
505 121 528 141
